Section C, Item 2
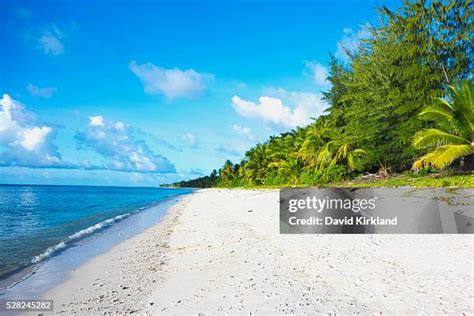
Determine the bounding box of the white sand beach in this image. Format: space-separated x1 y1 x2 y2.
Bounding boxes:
43 189 473 314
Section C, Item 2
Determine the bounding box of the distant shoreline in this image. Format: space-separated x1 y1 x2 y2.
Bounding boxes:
0 183 171 189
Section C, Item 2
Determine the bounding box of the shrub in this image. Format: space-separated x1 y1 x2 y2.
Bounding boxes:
265 171 288 186
299 165 348 186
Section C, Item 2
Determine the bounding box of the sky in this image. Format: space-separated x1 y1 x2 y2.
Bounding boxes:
0 0 401 187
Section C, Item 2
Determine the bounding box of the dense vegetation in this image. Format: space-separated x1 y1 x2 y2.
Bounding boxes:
168 170 218 188
171 0 473 189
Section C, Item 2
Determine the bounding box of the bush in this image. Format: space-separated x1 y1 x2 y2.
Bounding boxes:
320 165 348 183
405 166 435 178
299 170 321 185
299 166 348 186
265 171 289 186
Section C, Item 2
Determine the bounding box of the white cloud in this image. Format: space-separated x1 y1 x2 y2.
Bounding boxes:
89 115 104 127
129 61 213 99
335 23 371 61
181 133 199 148
38 34 63 55
115 121 125 130
20 126 52 151
233 124 255 141
38 35 63 55
38 25 65 55
305 61 329 87
0 95 176 174
75 116 175 173
232 89 327 131
27 83 57 98
0 94 69 168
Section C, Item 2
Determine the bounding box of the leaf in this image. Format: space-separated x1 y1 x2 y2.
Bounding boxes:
412 144 473 169
413 128 470 148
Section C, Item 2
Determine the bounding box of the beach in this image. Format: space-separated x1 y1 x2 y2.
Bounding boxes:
42 188 473 314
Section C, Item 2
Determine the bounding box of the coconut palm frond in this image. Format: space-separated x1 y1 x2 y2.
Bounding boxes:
316 143 333 169
450 81 474 134
413 128 470 149
418 103 454 123
413 80 473 171
352 149 366 155
346 153 355 172
413 144 473 170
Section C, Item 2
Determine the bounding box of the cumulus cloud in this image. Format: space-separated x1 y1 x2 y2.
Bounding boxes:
129 61 213 99
75 116 176 173
181 133 199 148
27 83 57 98
0 94 70 168
0 95 177 175
335 23 371 61
233 124 255 141
305 61 329 87
232 89 327 132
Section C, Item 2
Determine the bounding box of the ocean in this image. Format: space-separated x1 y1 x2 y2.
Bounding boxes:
0 185 193 282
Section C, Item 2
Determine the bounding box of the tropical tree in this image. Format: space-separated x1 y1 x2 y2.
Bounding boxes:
298 116 333 169
314 141 365 173
268 156 304 185
413 80 473 170
240 143 269 184
218 160 236 185
329 144 366 172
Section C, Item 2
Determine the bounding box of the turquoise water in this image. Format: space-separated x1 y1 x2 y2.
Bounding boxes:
0 185 193 278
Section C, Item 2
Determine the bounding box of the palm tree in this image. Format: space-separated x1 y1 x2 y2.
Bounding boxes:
313 140 365 173
218 160 235 184
298 116 333 169
241 143 269 184
266 134 294 164
269 156 303 185
329 143 366 172
413 80 473 170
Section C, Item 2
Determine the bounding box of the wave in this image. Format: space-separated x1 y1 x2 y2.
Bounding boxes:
31 211 138 264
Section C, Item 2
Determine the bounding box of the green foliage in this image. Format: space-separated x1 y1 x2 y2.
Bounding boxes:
333 173 474 188
264 170 289 186
404 165 438 177
299 166 348 186
165 169 218 188
413 81 473 170
171 0 473 189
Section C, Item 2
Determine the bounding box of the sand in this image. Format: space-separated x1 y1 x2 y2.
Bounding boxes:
43 188 473 314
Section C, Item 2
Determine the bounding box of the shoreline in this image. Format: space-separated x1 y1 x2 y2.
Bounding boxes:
0 186 193 293
34 189 474 314
0 210 141 291
0 195 188 302
40 194 192 314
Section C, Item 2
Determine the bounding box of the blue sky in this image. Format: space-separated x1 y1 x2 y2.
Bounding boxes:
1 0 401 186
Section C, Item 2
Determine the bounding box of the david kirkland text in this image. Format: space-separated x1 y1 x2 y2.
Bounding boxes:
288 215 398 226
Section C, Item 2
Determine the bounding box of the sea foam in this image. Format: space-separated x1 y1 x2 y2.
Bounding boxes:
31 211 137 264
